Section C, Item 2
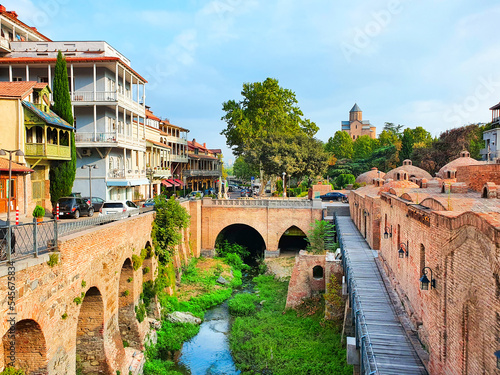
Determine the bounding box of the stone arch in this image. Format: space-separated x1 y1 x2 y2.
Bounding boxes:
313 265 324 280
482 182 497 199
215 223 266 259
277 225 308 255
420 198 447 211
2 319 48 374
76 286 111 375
400 193 413 202
388 188 398 196
118 258 141 349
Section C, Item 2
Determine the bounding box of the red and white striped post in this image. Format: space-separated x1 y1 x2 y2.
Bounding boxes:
15 206 19 225
56 203 60 221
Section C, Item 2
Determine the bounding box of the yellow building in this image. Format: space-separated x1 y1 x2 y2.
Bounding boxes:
0 81 73 213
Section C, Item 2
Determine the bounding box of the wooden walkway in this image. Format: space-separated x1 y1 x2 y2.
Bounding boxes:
336 216 427 375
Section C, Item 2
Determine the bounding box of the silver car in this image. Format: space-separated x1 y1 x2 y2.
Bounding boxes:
99 200 139 218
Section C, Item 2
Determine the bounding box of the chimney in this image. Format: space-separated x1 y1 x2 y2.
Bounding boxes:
203 143 206 148
192 138 196 144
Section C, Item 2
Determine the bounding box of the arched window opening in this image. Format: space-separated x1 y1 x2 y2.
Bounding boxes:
313 265 324 280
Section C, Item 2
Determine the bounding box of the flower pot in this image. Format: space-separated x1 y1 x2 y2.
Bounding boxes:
36 217 43 224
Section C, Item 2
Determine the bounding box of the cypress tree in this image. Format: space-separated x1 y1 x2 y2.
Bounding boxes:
49 51 76 204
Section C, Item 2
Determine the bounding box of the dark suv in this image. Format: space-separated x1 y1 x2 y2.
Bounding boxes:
52 197 94 219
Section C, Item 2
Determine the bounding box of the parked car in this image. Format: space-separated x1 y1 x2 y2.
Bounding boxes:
187 191 204 200
53 197 94 219
83 196 105 211
319 192 347 202
142 198 156 207
240 188 253 197
99 200 139 217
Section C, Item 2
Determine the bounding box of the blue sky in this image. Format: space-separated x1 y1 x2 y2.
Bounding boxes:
8 0 500 164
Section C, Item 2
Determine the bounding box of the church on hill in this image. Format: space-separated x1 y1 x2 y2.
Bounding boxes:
341 103 376 140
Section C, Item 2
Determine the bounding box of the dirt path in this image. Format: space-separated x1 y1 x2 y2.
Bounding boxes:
264 255 296 280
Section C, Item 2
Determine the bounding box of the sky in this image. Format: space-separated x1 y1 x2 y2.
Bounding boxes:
7 0 500 165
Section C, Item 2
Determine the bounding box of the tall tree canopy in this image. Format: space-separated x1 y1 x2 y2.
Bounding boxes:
221 78 319 158
325 131 354 159
49 51 76 204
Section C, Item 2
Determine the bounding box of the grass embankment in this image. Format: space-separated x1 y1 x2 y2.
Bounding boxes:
143 257 242 375
229 274 352 375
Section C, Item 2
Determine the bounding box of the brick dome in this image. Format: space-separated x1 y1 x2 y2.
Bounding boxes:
437 151 482 179
356 167 386 185
384 160 432 181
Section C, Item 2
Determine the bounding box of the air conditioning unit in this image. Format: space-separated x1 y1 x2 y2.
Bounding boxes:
81 149 92 157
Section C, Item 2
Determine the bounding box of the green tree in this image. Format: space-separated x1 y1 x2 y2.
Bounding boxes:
221 78 319 190
378 129 399 147
400 128 414 161
411 126 433 148
306 220 337 254
325 131 354 159
353 135 373 159
49 51 76 205
151 196 190 263
335 174 355 189
233 156 258 181
383 122 404 137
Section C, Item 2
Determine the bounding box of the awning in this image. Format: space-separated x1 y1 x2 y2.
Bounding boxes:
174 178 184 186
167 179 181 187
161 180 173 187
107 178 150 187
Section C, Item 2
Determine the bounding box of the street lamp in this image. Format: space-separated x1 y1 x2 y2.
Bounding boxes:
282 172 286 198
81 164 98 208
398 241 408 258
0 149 24 225
183 176 187 197
419 267 436 290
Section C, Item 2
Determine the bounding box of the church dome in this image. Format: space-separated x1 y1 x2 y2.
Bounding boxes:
384 160 432 181
356 167 386 185
436 151 482 179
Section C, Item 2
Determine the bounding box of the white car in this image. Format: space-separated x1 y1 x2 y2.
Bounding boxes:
99 200 139 217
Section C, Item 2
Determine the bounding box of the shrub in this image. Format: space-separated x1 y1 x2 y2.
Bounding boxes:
143 359 179 375
122 290 130 297
127 277 133 283
143 266 150 275
47 253 59 267
132 254 143 271
135 302 147 322
32 205 45 218
0 368 25 375
123 340 129 348
228 293 259 316
223 253 248 271
216 240 249 259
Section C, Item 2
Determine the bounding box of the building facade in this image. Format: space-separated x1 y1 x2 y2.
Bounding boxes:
185 139 222 191
341 103 376 140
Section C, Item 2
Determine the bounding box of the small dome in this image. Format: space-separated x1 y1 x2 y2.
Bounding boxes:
356 167 386 185
437 151 482 179
385 162 432 181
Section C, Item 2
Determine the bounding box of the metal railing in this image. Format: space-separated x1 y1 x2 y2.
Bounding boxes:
334 213 379 375
205 198 314 208
0 220 57 265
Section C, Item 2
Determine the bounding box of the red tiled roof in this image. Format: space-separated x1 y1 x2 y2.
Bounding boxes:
0 81 39 98
0 158 33 173
146 139 171 149
189 153 218 161
0 8 51 42
0 57 148 83
146 109 161 122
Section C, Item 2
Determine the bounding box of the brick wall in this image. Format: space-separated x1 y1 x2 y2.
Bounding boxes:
456 164 500 192
0 213 155 375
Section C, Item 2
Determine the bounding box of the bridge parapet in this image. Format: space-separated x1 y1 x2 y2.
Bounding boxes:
204 198 322 209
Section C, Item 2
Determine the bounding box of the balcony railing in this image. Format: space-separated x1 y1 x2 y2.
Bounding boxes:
170 154 188 163
0 37 11 53
71 90 145 113
107 169 146 179
25 143 71 159
183 169 222 177
76 131 145 149
165 135 188 144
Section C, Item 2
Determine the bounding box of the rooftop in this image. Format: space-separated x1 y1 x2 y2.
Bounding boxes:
0 80 45 99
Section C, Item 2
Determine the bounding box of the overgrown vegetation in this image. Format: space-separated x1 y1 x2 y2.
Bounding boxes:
228 293 259 316
47 253 59 267
306 220 337 254
0 367 25 375
230 275 352 375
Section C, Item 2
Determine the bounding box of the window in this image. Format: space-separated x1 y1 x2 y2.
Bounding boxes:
13 77 23 82
312 266 324 280
38 77 48 83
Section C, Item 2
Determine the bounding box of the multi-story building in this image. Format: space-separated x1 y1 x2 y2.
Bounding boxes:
159 119 188 182
0 5 50 48
0 40 149 201
341 103 376 140
145 107 171 197
0 81 73 213
185 139 222 191
480 103 500 161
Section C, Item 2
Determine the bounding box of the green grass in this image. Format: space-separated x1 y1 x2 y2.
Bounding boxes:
228 293 259 316
230 275 352 375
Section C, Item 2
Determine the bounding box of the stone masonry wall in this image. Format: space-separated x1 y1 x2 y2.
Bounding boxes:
0 212 154 375
456 164 500 192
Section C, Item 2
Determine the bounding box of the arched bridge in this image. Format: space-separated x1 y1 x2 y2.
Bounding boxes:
201 199 323 257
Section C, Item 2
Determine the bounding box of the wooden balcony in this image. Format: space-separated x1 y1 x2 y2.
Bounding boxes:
25 143 71 160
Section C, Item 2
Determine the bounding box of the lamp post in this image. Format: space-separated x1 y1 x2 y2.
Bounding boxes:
282 172 286 198
419 267 436 290
398 241 409 258
0 149 24 225
183 176 187 197
81 164 98 208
